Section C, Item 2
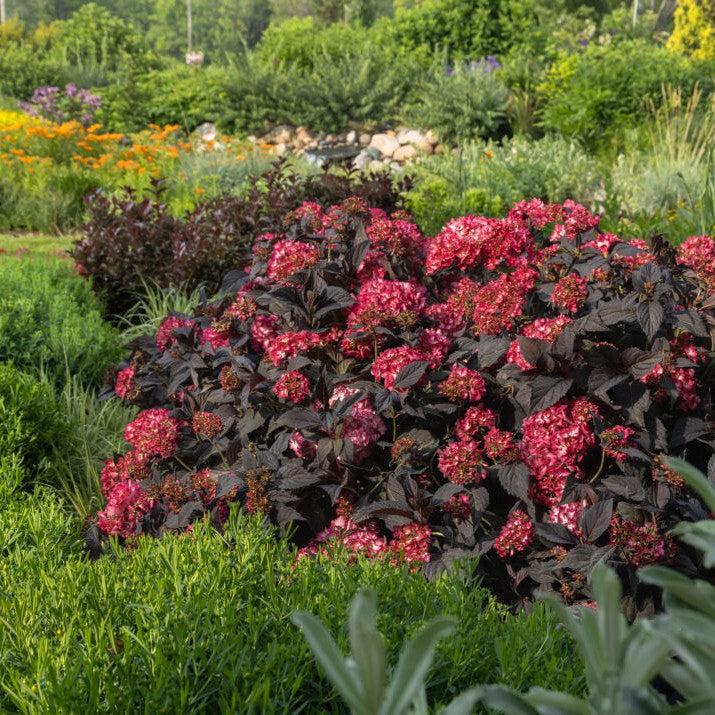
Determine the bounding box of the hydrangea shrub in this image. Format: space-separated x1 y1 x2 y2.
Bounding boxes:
92 197 715 610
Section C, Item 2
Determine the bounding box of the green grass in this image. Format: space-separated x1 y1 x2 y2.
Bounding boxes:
0 233 75 260
0 493 584 714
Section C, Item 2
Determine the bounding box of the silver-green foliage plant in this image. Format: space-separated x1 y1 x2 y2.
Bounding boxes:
292 589 480 715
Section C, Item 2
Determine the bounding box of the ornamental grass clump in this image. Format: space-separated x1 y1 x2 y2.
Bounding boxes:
92 196 715 610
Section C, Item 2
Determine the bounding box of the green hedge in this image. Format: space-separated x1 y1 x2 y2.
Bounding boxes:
0 500 583 713
0 258 122 386
538 40 715 147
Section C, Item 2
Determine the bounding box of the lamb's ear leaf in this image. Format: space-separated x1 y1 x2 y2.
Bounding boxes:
348 590 387 712
379 617 456 715
523 688 591 715
291 611 363 712
438 688 481 715
474 686 541 715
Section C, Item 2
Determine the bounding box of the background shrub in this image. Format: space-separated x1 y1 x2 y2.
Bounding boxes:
0 506 583 713
73 165 406 314
667 0 715 60
0 257 122 385
0 364 68 489
537 39 715 147
405 59 509 144
405 135 602 234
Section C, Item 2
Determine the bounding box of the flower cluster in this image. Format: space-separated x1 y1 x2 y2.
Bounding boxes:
520 399 597 505
438 364 486 402
20 84 101 126
266 240 320 281
272 371 311 404
494 510 534 558
609 516 670 567
124 408 183 459
677 235 715 289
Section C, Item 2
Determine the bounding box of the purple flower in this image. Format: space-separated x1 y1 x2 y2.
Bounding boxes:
18 83 101 126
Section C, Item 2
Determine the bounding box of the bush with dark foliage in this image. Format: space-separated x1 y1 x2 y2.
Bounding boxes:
92 197 715 611
72 165 408 316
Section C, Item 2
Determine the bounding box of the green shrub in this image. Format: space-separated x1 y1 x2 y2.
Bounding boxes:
0 506 582 713
0 20 66 99
405 60 509 145
538 39 715 147
98 62 230 133
0 364 68 490
0 258 122 386
405 134 602 234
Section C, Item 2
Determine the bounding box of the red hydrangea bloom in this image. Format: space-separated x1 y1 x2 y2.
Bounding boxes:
582 232 620 256
507 316 572 370
250 314 280 351
551 274 588 314
549 200 600 242
156 316 194 351
114 365 136 399
265 330 325 366
494 510 534 558
191 411 223 439
520 398 597 505
508 198 563 230
416 328 452 369
290 201 326 233
471 266 537 334
366 216 423 257
349 279 426 329
390 523 432 564
224 295 257 321
483 427 517 461
425 302 466 336
299 515 388 560
437 439 487 485
601 426 635 461
425 215 532 274
455 406 497 440
267 240 320 281
609 516 669 566
342 406 386 463
676 235 715 289
97 481 154 537
439 364 486 402
340 332 376 360
272 371 310 404
200 324 230 350
371 345 427 391
100 450 150 498
548 501 585 537
124 408 183 459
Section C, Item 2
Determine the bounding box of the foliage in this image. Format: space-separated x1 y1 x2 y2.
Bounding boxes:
0 20 66 99
0 364 69 491
667 0 715 60
51 3 152 79
93 195 715 610
538 39 715 147
73 164 405 314
611 86 715 240
404 59 509 145
405 135 602 235
0 504 582 712
0 257 121 386
293 589 477 715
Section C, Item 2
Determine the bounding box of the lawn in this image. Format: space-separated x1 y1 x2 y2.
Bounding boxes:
0 233 74 260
